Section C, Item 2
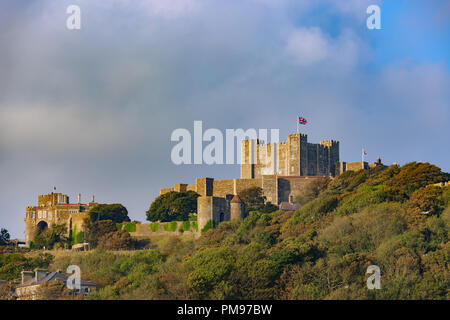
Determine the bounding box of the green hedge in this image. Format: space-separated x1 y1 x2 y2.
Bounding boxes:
124 223 137 232
201 220 214 233
75 231 84 244
192 221 198 232
163 221 178 232
150 222 160 232
179 221 190 232
116 223 123 230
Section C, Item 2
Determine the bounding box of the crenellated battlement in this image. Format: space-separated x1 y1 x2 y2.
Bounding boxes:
241 132 340 177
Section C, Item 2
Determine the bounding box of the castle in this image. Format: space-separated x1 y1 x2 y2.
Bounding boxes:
161 133 350 231
25 192 97 247
24 133 384 243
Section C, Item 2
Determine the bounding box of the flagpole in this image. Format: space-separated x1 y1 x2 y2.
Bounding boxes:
297 118 299 135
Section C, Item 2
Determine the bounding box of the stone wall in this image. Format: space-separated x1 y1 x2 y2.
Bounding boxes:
338 161 368 174
130 221 199 238
213 179 235 197
277 176 323 203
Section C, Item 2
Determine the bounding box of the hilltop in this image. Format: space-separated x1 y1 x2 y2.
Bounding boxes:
1 161 449 300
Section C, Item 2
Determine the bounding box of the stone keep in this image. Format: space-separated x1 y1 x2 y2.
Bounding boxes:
241 133 339 178
25 192 97 247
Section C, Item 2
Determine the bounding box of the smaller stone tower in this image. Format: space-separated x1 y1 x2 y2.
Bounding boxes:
230 195 245 221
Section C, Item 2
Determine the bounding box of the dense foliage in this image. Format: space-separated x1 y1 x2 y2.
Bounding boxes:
89 204 130 223
0 253 53 281
238 187 279 214
0 162 448 300
84 219 135 250
0 228 10 245
33 224 68 250
146 191 199 222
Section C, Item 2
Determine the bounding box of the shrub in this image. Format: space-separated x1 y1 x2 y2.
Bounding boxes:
0 253 53 281
163 221 178 232
386 162 445 197
294 195 339 224
75 231 85 244
84 219 118 248
34 224 68 249
184 247 235 299
334 185 388 216
409 186 444 215
179 221 191 232
201 220 214 233
97 230 134 250
238 187 266 213
150 222 160 232
124 223 137 233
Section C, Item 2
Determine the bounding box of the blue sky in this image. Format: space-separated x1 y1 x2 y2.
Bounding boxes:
0 0 449 238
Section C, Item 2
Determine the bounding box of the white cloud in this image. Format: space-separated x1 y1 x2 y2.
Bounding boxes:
0 103 136 154
285 27 330 66
285 27 362 69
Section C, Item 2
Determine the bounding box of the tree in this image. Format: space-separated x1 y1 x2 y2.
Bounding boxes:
89 204 130 223
146 191 200 222
36 279 81 300
0 253 53 281
295 177 331 205
238 187 266 213
0 228 10 245
83 219 118 248
386 162 446 197
261 202 279 213
410 186 444 215
33 224 68 249
0 283 16 300
97 230 134 250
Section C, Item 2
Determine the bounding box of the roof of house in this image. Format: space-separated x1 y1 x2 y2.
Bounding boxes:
17 271 96 288
279 202 302 211
230 195 243 203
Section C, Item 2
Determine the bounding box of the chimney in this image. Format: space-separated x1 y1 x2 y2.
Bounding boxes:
35 269 49 282
21 271 34 284
78 193 81 204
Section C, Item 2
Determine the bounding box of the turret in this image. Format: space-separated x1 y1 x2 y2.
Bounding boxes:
230 195 245 221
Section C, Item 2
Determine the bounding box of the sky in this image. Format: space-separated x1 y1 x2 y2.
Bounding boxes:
0 0 449 238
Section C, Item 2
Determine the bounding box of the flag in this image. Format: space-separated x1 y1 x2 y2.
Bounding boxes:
363 149 367 156
298 117 307 125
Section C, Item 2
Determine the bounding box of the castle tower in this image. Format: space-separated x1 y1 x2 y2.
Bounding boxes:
241 133 339 178
230 195 245 221
241 139 255 179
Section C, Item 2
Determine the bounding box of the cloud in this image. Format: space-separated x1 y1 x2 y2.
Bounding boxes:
285 27 363 70
0 0 448 238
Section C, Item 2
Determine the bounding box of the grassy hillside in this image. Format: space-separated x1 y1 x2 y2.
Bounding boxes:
2 162 449 300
